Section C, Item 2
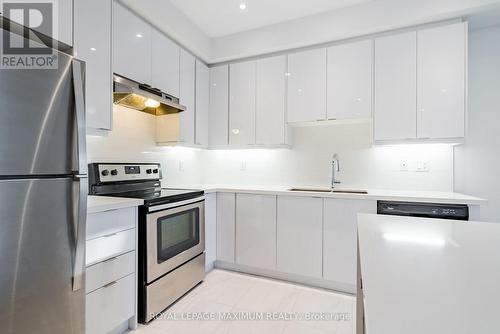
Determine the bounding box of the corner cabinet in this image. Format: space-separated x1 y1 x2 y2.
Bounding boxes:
74 0 112 131
229 61 257 145
216 192 235 263
417 22 466 139
209 65 229 146
112 1 151 85
287 48 327 123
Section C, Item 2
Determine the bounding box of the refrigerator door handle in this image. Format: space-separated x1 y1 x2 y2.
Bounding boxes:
72 59 87 176
72 176 87 292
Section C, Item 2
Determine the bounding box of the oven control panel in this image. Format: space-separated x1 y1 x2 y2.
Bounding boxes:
90 163 161 183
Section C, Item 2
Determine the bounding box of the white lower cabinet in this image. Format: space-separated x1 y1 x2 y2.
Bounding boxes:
216 193 235 263
86 206 138 334
323 199 376 293
277 196 323 278
235 194 276 270
86 274 135 334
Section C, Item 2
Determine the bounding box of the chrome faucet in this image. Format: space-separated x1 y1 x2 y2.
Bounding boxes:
331 154 341 189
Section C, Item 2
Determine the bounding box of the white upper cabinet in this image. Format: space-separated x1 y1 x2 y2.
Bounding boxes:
287 49 327 123
209 65 229 146
195 60 209 146
113 1 151 84
327 40 373 120
229 61 256 145
235 194 276 270
151 29 180 97
179 49 195 144
417 22 466 139
256 55 287 145
277 196 323 279
74 0 112 130
374 32 417 141
58 0 74 46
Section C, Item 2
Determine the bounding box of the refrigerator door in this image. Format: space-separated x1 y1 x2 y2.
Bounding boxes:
0 30 86 176
0 177 86 334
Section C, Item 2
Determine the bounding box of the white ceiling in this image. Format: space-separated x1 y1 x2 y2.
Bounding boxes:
169 0 373 37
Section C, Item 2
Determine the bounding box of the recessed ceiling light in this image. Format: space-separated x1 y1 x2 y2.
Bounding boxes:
239 2 247 10
136 33 143 38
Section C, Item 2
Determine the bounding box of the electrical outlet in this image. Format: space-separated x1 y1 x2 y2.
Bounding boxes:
400 160 409 172
178 161 184 172
416 160 430 172
240 160 247 171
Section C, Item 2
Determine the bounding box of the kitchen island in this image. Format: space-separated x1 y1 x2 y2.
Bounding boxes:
357 213 500 334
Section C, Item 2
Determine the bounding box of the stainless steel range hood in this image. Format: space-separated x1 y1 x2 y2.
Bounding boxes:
113 74 186 116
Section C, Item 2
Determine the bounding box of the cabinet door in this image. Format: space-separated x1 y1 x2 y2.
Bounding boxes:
179 49 195 144
74 0 112 130
216 193 235 263
236 194 276 270
287 49 327 123
195 60 209 146
323 199 376 293
209 65 229 146
151 29 180 97
256 55 286 145
417 23 466 139
113 1 151 84
374 32 417 141
58 0 74 46
327 40 373 120
277 196 323 278
229 61 256 145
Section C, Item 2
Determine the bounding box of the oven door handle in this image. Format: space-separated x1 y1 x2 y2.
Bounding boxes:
148 196 205 212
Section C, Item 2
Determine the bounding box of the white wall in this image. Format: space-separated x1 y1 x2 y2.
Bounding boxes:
211 0 500 62
454 25 500 221
87 105 204 186
203 123 455 191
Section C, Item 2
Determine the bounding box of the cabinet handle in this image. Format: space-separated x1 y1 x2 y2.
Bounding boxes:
103 281 118 289
102 232 118 238
103 256 118 263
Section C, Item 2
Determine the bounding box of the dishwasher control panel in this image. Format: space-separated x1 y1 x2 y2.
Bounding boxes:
377 201 469 221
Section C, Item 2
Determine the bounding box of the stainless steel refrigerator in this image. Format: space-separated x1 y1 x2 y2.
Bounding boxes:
0 26 87 333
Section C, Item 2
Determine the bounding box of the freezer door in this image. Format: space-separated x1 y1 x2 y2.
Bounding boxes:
0 29 86 176
0 178 86 334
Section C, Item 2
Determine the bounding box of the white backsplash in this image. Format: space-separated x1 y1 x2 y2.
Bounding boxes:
87 105 454 191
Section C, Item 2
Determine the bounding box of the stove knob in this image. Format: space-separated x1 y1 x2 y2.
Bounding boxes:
101 169 109 176
146 169 152 174
110 169 118 176
153 169 159 174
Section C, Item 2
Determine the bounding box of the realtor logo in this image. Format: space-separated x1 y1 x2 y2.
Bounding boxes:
1 0 58 69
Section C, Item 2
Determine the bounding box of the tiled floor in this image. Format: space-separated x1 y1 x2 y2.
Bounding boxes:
130 269 356 334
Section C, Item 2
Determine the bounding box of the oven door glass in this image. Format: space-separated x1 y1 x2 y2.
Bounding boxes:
156 208 200 263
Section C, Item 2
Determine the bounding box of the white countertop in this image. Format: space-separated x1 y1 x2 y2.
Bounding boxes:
87 195 144 214
174 184 485 205
357 213 500 334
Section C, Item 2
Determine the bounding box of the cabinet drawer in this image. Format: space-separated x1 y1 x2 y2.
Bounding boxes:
87 207 136 240
86 274 135 334
86 229 135 266
86 251 135 293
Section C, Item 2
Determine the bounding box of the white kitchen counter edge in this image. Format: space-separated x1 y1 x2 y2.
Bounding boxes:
177 185 486 205
87 195 144 214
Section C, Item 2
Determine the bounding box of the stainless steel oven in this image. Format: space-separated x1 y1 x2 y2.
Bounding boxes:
146 197 205 282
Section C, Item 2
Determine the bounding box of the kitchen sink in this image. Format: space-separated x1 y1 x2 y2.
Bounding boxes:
289 187 368 194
